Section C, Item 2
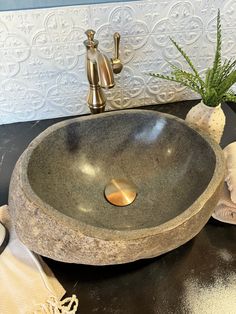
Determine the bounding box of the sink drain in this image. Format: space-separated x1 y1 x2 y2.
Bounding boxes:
104 179 137 207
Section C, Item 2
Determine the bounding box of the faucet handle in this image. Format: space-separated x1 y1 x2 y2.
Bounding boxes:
114 32 120 60
112 32 123 74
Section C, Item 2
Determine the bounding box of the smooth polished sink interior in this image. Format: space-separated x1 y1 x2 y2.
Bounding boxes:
28 112 216 229
9 110 225 265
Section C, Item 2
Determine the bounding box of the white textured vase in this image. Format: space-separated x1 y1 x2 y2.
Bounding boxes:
185 101 226 143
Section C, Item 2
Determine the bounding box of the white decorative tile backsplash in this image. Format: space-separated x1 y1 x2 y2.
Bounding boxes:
0 0 236 124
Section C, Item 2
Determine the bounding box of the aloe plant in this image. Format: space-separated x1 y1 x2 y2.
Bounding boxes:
150 10 236 107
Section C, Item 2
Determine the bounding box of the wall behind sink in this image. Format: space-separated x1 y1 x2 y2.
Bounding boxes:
0 0 236 124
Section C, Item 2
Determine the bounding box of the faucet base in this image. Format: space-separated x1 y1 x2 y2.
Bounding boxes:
87 85 106 114
89 105 105 114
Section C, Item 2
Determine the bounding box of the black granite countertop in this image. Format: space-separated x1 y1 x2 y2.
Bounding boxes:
0 100 236 313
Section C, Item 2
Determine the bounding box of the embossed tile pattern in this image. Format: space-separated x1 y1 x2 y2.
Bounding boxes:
0 0 235 124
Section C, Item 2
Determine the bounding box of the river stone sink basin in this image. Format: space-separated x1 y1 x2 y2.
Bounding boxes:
9 110 225 265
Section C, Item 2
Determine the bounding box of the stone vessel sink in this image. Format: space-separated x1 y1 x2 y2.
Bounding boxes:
9 110 225 265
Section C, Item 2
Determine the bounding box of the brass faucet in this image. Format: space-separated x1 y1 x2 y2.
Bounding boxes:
84 29 123 114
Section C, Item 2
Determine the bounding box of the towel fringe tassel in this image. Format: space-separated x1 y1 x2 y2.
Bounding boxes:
33 295 79 314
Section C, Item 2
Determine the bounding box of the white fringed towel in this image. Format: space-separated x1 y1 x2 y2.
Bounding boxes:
0 205 78 314
212 183 236 224
224 142 236 204
213 141 236 224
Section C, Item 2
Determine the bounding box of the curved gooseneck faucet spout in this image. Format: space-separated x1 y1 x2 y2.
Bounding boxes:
84 29 123 114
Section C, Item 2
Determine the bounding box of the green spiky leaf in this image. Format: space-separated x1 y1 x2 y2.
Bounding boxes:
149 9 236 107
223 93 236 103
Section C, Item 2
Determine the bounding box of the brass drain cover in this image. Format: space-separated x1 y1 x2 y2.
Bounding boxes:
104 179 137 207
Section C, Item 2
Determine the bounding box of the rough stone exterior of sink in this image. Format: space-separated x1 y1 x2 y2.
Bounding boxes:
8 110 225 265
